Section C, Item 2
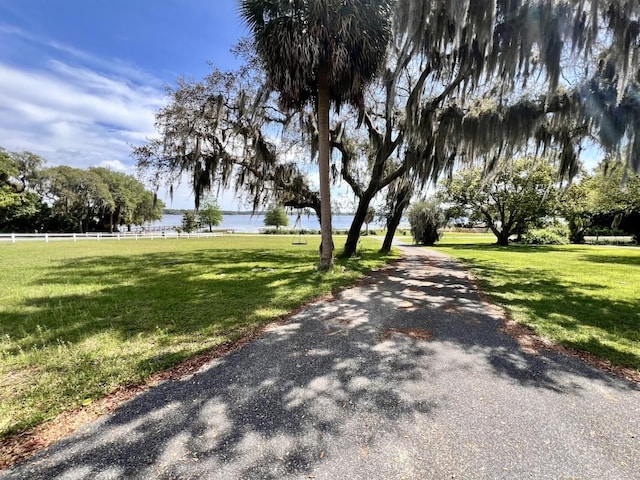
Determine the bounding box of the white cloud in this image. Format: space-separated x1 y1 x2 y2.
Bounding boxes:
0 59 165 171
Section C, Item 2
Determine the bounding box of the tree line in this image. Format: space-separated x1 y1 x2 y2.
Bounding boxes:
133 1 640 268
0 148 163 233
428 157 640 246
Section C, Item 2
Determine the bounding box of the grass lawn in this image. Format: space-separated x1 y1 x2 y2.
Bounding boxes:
0 235 396 439
434 233 640 373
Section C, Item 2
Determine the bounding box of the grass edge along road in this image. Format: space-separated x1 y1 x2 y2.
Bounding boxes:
435 232 640 375
0 235 397 441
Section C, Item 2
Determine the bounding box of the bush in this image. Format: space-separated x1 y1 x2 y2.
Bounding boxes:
262 228 319 235
407 200 445 246
521 227 569 245
584 226 626 236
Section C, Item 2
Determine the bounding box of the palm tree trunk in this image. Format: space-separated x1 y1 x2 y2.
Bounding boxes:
317 63 334 270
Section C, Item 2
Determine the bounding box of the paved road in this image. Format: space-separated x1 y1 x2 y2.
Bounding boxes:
2 245 638 479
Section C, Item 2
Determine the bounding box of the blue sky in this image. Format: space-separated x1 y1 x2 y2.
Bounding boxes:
0 0 245 209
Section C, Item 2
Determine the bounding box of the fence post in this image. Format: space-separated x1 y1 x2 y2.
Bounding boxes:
45 233 49 243
117 233 121 240
11 233 15 244
73 233 77 242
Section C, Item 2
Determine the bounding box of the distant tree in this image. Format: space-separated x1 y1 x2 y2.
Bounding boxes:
557 178 592 244
364 207 375 235
440 158 557 246
181 211 198 233
264 205 289 231
132 192 164 230
0 148 20 213
0 149 50 232
583 163 640 240
91 168 148 232
39 166 114 233
198 198 223 232
407 200 445 246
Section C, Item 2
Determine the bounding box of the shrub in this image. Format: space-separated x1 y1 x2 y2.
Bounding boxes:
521 227 569 245
407 200 445 246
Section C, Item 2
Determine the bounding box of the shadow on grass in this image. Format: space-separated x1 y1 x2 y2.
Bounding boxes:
2 247 387 354
433 244 640 371
0 245 395 438
578 254 640 267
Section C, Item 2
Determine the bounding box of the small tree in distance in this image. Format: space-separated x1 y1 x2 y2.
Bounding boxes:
198 198 223 232
264 205 289 231
364 207 375 235
182 211 198 233
407 200 445 246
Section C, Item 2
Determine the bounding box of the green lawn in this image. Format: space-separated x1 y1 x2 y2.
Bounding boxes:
0 235 396 439
434 233 640 373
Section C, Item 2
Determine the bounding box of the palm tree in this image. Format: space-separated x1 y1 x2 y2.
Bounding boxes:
240 0 392 270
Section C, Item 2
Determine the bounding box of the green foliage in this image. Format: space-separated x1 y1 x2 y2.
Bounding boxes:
263 228 320 235
0 147 161 233
520 227 569 245
198 198 223 232
558 163 640 242
0 150 49 232
407 200 445 246
440 157 557 246
132 191 164 227
363 206 375 235
181 211 198 233
0 236 396 439
263 205 289 230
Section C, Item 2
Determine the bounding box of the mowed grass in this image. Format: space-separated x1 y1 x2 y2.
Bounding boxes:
434 233 640 372
0 235 396 439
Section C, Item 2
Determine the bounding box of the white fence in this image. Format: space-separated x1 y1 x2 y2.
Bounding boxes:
583 235 636 245
0 231 224 243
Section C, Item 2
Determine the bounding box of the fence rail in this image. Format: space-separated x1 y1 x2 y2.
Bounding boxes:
0 231 224 243
583 235 637 245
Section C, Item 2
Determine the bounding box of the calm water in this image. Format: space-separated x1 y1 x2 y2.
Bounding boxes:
149 213 385 233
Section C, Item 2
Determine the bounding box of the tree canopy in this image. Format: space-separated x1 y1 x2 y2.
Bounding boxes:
440 157 558 246
0 147 162 233
135 0 640 258
198 198 223 232
264 204 289 230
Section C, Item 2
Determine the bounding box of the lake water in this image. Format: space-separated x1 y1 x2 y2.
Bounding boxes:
148 213 386 233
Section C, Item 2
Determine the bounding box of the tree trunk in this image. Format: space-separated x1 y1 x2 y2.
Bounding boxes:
342 190 376 258
496 230 510 246
317 63 334 270
381 184 412 253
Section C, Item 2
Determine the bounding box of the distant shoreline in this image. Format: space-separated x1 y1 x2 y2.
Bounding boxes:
163 209 355 216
